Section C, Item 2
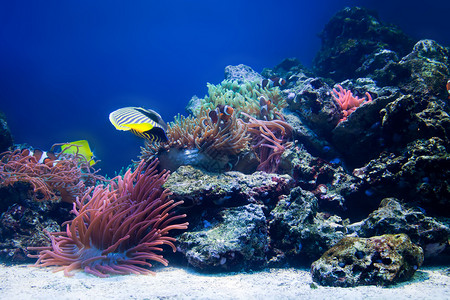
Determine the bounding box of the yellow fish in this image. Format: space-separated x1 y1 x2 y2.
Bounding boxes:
60 140 96 166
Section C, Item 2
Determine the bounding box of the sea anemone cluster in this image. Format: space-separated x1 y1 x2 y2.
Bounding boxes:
27 160 188 277
140 79 293 173
193 80 287 118
0 147 100 203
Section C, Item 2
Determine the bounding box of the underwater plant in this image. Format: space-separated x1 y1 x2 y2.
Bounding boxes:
28 160 188 277
0 147 99 202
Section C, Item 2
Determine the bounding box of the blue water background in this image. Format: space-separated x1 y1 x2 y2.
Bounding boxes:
1 0 448 176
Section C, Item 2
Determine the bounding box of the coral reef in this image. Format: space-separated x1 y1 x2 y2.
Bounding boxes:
0 196 70 263
27 160 188 277
310 234 424 287
2 6 450 288
269 187 347 263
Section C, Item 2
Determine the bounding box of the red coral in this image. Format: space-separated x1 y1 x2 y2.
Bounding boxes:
28 160 188 277
332 85 372 122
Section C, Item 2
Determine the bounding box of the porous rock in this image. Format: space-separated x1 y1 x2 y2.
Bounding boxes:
269 187 347 262
164 165 294 208
177 203 269 271
349 198 450 258
353 137 450 214
311 233 424 287
224 64 264 85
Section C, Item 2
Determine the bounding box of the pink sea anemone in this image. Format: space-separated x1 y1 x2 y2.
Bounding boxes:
332 85 372 122
28 160 188 277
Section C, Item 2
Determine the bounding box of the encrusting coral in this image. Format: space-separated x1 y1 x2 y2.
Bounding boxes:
27 160 188 277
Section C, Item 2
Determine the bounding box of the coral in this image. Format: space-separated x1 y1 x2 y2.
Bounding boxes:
311 234 424 287
27 160 188 277
241 112 293 173
0 148 99 203
332 85 372 122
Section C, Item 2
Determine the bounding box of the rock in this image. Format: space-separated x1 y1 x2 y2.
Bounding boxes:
377 39 449 98
0 111 13 153
313 7 415 81
353 137 450 214
224 64 264 85
278 142 361 212
311 233 424 287
380 94 450 148
349 198 450 258
0 184 72 263
331 84 402 168
177 204 269 271
164 165 294 209
285 77 341 135
269 187 347 262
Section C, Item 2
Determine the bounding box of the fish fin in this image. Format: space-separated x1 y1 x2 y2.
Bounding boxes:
122 122 154 132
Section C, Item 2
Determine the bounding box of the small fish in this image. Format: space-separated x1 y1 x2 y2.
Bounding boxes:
208 105 234 124
60 140 96 166
109 107 168 142
261 76 286 89
447 79 450 99
259 96 271 120
21 148 57 167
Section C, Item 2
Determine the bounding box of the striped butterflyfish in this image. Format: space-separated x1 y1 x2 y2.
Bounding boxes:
109 107 168 142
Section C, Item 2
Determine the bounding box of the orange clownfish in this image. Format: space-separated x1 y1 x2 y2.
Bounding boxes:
21 148 58 167
447 79 450 99
208 105 234 124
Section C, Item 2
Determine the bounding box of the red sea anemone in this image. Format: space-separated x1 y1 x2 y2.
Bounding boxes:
28 160 188 277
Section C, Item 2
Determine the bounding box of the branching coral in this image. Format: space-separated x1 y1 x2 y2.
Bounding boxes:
241 112 293 173
28 160 188 277
0 147 100 202
332 85 372 122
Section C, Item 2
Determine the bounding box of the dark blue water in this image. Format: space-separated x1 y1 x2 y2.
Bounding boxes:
1 0 448 176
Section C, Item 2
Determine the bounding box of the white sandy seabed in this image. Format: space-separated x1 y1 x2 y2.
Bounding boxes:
1 264 449 300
